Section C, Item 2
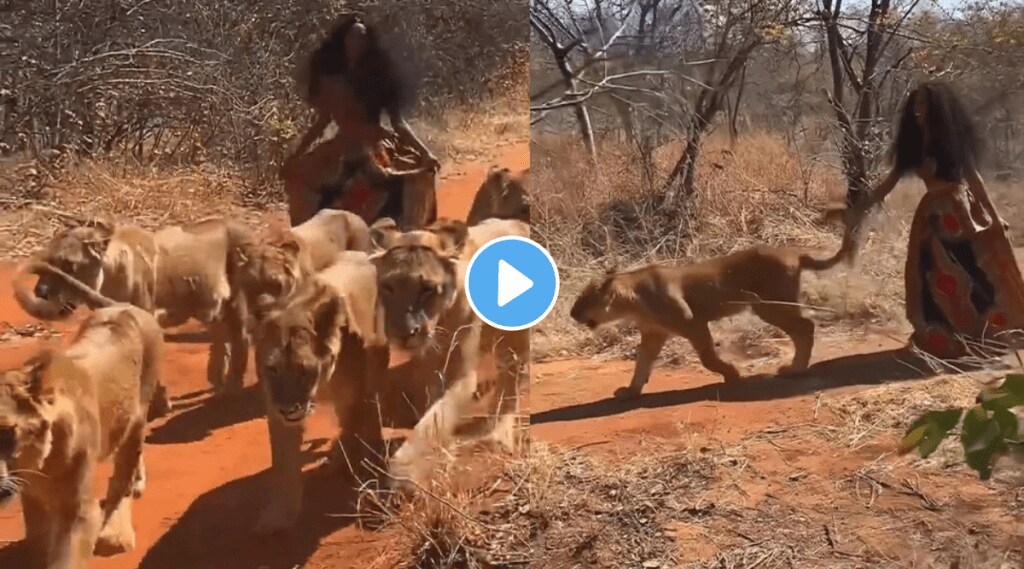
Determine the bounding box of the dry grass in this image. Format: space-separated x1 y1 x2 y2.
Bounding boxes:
362 448 532 569
0 99 527 260
532 131 1024 359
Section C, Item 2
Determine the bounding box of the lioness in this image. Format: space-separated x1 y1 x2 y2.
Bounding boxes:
369 217 531 486
15 216 252 394
0 268 163 567
13 260 172 421
247 250 387 534
570 238 855 397
466 166 531 225
234 209 371 320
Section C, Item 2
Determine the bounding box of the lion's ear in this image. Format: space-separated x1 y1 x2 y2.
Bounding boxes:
369 218 400 253
278 235 302 258
313 294 347 355
83 217 114 235
21 351 62 403
427 218 468 258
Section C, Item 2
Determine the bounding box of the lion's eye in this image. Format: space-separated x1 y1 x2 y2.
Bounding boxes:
381 284 395 296
420 285 436 301
0 426 15 455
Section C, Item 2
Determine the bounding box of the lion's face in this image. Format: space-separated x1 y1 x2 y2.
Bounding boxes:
34 226 112 316
238 235 308 309
252 288 346 425
478 167 530 221
570 276 621 330
0 360 56 506
370 219 465 353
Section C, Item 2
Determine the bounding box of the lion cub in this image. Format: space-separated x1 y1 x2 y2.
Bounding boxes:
0 268 163 567
570 240 853 397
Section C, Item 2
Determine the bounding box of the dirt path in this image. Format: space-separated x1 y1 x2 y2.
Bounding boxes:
530 328 1024 566
0 141 528 569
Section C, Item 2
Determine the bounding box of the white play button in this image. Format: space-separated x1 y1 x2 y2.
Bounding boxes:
497 259 534 307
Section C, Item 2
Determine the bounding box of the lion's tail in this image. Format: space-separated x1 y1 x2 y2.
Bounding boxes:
13 261 117 320
797 228 858 273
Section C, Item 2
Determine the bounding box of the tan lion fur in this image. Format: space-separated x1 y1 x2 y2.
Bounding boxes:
246 250 387 534
13 260 172 420
466 166 531 225
0 301 163 568
369 217 532 487
570 237 856 397
234 209 371 329
15 216 253 393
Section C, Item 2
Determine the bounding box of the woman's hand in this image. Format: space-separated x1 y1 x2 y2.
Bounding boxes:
423 153 441 173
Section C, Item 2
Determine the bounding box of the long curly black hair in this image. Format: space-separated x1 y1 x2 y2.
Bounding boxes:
305 13 410 121
889 80 983 183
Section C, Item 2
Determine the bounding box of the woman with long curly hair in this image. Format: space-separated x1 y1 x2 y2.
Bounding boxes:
846 80 1024 358
281 13 439 226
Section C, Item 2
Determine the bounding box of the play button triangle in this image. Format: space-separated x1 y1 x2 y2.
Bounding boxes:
497 259 534 307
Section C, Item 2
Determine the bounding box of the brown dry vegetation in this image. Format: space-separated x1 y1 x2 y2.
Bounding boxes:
527 1 1024 567
0 1 533 567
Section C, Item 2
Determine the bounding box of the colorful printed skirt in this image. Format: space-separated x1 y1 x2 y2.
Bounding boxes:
905 185 1024 358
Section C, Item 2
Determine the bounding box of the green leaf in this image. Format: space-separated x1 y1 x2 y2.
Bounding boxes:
961 407 1004 480
992 408 1020 442
1001 374 1024 399
979 375 1024 412
900 408 963 457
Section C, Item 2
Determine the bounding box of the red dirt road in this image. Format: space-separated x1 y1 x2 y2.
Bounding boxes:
530 328 1024 565
0 141 528 569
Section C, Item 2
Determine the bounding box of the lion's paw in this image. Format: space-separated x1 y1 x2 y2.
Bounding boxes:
147 385 173 421
613 386 642 400
254 502 300 535
131 475 146 499
721 368 743 384
387 441 431 491
93 523 136 556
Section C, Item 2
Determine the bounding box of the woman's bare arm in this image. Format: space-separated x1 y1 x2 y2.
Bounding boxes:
387 107 439 171
836 168 902 262
294 113 331 157
862 168 901 210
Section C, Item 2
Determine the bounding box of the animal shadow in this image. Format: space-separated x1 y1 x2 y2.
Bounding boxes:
147 384 264 445
531 346 976 425
135 460 368 569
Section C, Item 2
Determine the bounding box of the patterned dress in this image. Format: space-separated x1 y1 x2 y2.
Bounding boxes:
282 73 434 228
904 165 1024 358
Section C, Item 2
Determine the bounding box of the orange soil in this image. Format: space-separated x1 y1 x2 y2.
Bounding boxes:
531 329 1024 565
0 141 528 569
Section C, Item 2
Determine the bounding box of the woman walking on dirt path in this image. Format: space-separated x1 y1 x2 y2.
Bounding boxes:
844 80 1024 359
281 13 440 226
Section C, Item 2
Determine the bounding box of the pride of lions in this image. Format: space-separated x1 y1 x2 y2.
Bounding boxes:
0 157 861 567
0 165 530 568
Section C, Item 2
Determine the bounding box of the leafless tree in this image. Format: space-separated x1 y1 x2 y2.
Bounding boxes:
531 0 801 200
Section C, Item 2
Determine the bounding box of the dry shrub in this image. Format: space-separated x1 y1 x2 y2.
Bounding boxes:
527 442 715 569
363 448 531 569
532 131 1007 357
3 0 528 208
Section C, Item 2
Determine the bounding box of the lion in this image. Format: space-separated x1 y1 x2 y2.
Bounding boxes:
368 216 531 486
569 236 856 398
466 166 531 225
13 260 172 422
234 208 371 328
247 250 388 534
14 216 252 396
0 267 163 567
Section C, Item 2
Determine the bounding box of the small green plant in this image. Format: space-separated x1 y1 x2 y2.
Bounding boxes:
900 374 1024 479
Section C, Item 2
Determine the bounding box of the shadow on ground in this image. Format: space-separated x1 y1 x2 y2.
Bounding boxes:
135 462 366 569
531 347 987 425
147 384 264 445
